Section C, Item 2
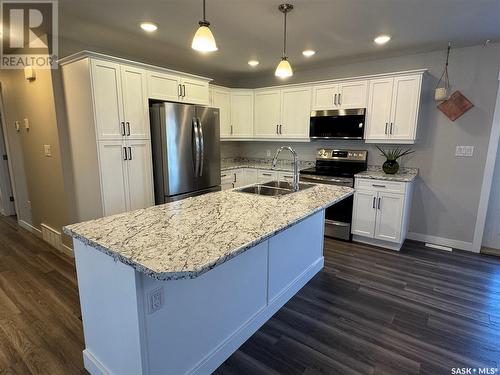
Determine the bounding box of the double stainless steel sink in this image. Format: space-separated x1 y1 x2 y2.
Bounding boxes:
235 180 315 197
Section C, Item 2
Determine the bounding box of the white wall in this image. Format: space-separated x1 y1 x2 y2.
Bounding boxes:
222 44 500 248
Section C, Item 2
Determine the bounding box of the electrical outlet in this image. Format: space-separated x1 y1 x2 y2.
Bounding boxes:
464 146 474 157
148 287 163 314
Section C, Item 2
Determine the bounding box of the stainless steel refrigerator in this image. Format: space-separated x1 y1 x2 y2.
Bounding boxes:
150 102 221 204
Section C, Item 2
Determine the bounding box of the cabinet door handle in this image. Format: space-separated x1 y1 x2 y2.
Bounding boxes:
230 125 233 135
183 84 186 97
279 125 282 134
390 122 393 135
123 147 128 161
385 123 388 134
221 174 227 178
276 124 279 134
178 84 182 97
372 196 376 209
126 122 130 136
128 146 132 160
334 93 337 106
233 173 237 183
338 93 342 106
378 197 381 210
262 173 272 176
121 122 126 136
372 184 386 188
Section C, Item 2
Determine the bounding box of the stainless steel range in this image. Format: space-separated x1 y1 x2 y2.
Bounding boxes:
300 149 368 240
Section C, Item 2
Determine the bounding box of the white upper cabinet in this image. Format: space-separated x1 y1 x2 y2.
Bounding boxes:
338 80 368 109
312 80 367 110
91 60 124 140
211 87 232 137
280 86 311 138
147 72 210 106
91 60 150 141
230 90 254 138
254 86 311 139
365 74 422 143
254 90 281 138
181 77 209 105
311 83 338 110
147 71 181 102
120 65 149 139
390 75 421 141
365 78 394 140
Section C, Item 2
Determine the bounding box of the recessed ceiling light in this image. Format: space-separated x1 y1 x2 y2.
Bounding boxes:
140 22 158 32
374 35 391 45
248 60 259 67
302 49 316 57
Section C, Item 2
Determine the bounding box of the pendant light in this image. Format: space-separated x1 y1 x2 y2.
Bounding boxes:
275 3 293 78
192 0 218 53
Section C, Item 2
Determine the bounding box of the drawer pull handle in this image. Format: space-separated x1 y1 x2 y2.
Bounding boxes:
372 184 386 188
262 173 272 176
221 174 227 177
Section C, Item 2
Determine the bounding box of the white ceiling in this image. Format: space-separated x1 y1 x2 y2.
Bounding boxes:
59 0 500 83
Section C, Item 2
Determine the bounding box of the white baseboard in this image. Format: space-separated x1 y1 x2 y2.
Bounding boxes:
352 235 403 251
18 219 42 237
83 349 111 375
407 232 475 252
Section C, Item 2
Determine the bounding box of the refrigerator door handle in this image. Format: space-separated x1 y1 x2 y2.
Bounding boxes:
192 117 200 177
197 117 204 177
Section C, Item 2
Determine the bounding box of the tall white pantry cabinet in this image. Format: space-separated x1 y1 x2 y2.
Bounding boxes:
61 52 211 222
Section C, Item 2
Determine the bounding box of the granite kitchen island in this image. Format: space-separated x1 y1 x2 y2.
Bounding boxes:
64 184 353 375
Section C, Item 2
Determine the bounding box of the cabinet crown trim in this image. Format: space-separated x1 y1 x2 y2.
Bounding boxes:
59 50 212 82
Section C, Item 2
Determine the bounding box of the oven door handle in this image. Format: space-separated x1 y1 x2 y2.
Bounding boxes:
300 175 352 185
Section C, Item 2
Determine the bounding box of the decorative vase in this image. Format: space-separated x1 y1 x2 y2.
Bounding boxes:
382 159 399 174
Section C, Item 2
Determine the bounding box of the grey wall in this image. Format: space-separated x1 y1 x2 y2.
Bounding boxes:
222 43 500 245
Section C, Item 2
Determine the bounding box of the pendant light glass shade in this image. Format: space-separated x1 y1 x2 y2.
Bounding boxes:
192 22 218 52
192 0 217 53
275 57 293 78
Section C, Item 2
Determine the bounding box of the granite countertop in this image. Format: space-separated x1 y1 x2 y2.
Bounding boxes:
355 166 419 182
64 184 353 281
221 158 314 173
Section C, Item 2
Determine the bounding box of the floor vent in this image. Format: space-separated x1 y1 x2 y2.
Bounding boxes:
41 223 62 251
425 242 453 252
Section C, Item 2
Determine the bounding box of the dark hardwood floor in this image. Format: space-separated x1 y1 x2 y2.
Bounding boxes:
1 215 500 374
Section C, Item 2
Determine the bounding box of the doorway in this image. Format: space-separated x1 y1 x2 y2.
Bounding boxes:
483 145 500 252
0 110 16 217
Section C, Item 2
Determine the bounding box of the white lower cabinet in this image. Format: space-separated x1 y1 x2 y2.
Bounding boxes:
98 140 154 216
352 178 413 250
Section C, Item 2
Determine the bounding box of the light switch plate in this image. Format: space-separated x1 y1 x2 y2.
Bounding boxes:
23 118 29 130
44 144 52 157
456 145 474 157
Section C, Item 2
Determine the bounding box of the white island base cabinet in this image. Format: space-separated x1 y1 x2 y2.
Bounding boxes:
352 178 413 251
74 211 325 375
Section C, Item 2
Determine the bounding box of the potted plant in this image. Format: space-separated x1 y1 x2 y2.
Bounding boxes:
376 146 415 174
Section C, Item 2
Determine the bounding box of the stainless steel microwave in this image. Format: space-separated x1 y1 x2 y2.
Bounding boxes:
309 108 366 140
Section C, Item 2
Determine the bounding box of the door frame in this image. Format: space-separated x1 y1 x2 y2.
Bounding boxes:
474 68 500 252
0 83 17 216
